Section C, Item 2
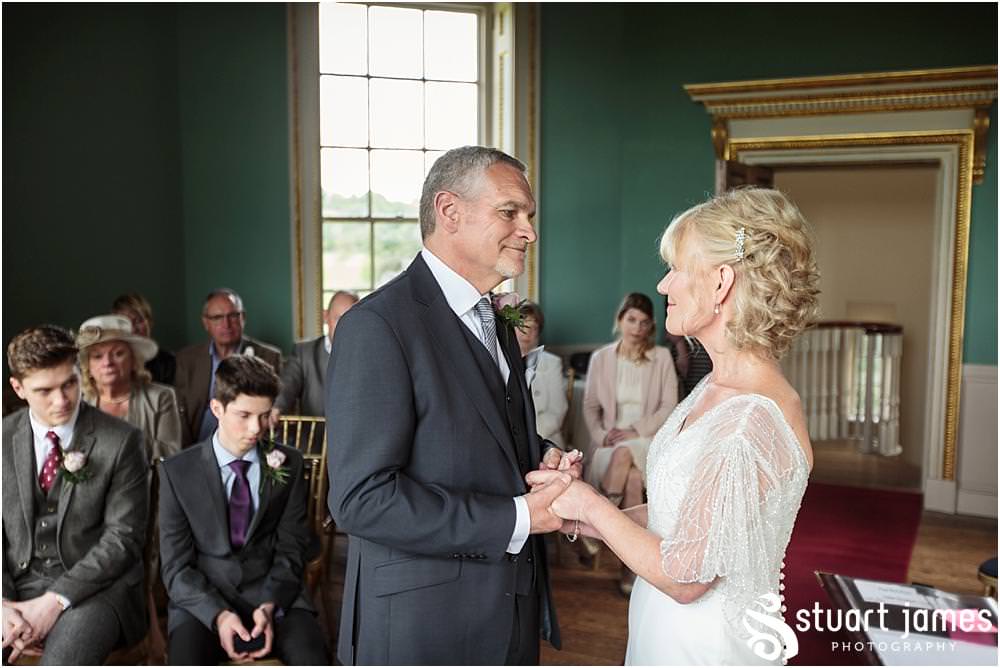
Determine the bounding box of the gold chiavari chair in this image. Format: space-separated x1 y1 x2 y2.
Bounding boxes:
268 416 333 609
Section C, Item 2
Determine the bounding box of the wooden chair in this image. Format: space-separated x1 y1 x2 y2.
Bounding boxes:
979 557 997 597
269 416 334 616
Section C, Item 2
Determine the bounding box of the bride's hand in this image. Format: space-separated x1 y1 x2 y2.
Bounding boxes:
526 471 600 522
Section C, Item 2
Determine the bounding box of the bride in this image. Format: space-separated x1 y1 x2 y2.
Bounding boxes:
532 188 820 665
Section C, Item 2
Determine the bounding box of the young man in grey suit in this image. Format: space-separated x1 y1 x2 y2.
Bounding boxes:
2 325 148 664
272 290 357 419
174 288 283 447
327 146 582 665
158 355 327 665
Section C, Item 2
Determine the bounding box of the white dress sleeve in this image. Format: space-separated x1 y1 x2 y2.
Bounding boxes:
658 398 807 637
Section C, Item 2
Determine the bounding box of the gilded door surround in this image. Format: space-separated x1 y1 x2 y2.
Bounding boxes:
686 65 996 183
685 66 997 510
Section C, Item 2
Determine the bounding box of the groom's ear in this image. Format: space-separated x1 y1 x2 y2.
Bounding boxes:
435 190 461 234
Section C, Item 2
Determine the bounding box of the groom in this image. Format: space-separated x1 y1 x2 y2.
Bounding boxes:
327 146 579 665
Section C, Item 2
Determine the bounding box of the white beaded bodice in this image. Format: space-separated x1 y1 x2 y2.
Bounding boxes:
645 376 810 641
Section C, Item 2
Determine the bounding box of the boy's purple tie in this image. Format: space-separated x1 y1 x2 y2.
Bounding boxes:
228 460 252 548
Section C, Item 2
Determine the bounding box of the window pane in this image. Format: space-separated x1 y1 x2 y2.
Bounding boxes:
425 82 477 150
321 148 369 218
374 222 422 287
371 150 422 218
319 3 367 75
424 11 478 82
370 78 422 149
320 76 368 147
323 222 371 290
425 150 446 177
369 6 422 78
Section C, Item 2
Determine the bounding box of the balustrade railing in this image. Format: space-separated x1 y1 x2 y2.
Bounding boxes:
782 322 903 456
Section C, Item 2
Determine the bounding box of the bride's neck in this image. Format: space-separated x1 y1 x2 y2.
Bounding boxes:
703 343 775 389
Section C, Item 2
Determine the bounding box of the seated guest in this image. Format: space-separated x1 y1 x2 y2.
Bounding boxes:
175 288 282 447
113 292 177 385
514 301 569 448
583 292 678 594
272 290 357 419
2 325 148 664
77 314 182 660
158 355 328 665
78 314 182 463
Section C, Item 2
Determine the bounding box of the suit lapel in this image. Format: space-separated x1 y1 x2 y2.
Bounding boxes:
191 343 212 427
244 443 274 544
314 337 330 388
497 323 542 464
12 412 36 536
409 256 520 473
56 405 99 530
199 441 230 547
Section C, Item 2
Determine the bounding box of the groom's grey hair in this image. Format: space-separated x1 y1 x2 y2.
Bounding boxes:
419 146 527 240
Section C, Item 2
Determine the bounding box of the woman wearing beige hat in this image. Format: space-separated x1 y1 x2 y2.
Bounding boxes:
77 314 182 463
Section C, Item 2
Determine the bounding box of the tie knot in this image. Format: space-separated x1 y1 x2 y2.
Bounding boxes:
474 297 495 324
46 430 60 446
229 459 251 478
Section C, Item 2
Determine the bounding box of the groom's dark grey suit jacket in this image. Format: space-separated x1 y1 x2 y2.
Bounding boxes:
327 254 560 665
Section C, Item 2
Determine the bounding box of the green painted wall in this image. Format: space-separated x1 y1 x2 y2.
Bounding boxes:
3 4 294 358
176 4 293 351
539 3 998 366
4 3 995 368
3 4 185 349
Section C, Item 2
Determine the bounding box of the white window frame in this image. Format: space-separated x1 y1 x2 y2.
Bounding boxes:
287 2 540 339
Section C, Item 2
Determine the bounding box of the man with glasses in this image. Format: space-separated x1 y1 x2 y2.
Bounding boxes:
175 288 282 447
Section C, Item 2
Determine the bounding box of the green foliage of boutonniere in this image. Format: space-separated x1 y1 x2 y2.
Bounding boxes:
260 441 290 488
60 451 93 485
492 292 528 331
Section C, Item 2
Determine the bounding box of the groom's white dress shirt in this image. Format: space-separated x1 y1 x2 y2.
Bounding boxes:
421 247 530 554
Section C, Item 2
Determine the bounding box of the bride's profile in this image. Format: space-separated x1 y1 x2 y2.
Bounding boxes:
530 188 820 665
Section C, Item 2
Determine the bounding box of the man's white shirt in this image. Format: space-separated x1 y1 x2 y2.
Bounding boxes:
420 247 529 554
29 402 80 477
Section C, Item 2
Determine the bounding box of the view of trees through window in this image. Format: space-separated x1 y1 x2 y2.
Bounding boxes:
318 3 480 306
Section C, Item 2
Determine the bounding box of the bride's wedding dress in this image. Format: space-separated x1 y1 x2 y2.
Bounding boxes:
626 377 810 665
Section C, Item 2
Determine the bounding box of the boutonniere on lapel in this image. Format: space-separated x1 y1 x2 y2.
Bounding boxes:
259 441 290 488
60 451 93 485
492 292 528 331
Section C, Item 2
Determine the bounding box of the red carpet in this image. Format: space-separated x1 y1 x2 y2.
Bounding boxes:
784 483 923 665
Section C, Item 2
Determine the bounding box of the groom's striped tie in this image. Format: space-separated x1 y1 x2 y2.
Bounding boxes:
473 297 500 369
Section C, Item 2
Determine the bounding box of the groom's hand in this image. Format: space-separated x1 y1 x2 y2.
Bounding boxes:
526 473 572 534
540 448 583 480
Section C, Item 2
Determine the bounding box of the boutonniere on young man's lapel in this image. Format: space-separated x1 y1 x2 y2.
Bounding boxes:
492 292 528 331
259 441 290 488
60 451 93 485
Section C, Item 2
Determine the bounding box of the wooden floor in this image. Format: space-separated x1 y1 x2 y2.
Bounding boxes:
316 440 994 664
316 508 995 665
809 438 923 490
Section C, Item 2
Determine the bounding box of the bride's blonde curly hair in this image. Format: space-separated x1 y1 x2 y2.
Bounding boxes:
659 188 820 360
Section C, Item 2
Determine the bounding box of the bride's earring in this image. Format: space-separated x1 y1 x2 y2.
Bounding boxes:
713 304 720 315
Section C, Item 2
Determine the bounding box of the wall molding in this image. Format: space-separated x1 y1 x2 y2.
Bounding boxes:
955 363 997 518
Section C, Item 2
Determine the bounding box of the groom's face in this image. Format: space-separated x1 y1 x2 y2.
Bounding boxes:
456 163 537 286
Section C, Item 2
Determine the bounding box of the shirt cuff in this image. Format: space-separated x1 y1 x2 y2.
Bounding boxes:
507 495 530 554
51 592 71 611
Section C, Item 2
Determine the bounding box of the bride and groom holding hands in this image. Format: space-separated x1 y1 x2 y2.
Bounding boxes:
326 146 820 665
